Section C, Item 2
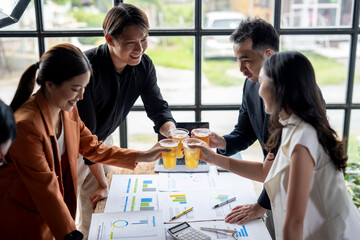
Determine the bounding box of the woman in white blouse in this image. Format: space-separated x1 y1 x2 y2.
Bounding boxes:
194 51 360 239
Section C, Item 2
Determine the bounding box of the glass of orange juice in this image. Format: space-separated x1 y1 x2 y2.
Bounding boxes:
159 139 179 169
170 128 189 158
191 128 211 145
182 138 204 169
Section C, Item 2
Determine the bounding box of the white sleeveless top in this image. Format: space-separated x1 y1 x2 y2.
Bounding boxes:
264 114 360 240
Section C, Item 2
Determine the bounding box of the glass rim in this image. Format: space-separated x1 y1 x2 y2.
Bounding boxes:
191 128 211 133
171 128 189 133
182 137 205 146
159 138 179 146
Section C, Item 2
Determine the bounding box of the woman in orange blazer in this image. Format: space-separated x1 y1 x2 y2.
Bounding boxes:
0 43 167 240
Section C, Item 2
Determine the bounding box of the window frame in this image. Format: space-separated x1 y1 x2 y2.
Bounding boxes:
0 0 359 152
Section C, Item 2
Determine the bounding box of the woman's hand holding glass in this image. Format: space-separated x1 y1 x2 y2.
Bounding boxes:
136 142 171 163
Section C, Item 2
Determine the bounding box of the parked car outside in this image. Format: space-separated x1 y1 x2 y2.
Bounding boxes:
203 11 246 59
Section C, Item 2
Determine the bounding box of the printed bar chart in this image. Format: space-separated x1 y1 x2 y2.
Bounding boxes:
234 225 248 237
143 180 156 192
170 194 187 204
131 219 148 225
140 198 155 211
134 178 138 193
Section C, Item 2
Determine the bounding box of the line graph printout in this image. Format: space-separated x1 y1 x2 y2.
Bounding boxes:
89 211 165 240
165 219 271 240
104 193 158 213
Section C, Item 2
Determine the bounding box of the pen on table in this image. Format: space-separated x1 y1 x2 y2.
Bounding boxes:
212 197 236 209
169 207 193 222
199 227 237 234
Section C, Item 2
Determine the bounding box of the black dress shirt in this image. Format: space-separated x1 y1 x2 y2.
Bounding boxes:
77 44 175 164
218 78 271 209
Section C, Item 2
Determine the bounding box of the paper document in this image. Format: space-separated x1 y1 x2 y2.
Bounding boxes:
105 175 160 212
158 173 210 191
105 192 158 213
158 189 258 222
108 175 160 194
89 210 165 240
159 168 254 192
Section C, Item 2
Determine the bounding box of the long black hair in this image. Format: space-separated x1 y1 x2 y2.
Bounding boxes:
263 51 347 171
10 43 92 112
0 99 16 144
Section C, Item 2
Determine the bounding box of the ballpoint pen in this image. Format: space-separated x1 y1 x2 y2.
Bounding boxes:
200 227 238 240
212 197 236 209
169 207 193 221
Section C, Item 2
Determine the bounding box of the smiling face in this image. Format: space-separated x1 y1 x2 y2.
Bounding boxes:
258 67 275 114
45 71 90 112
106 24 148 72
233 38 266 82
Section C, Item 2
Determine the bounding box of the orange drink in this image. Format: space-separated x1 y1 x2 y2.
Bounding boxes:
159 139 179 169
182 138 204 169
191 128 211 145
171 128 189 158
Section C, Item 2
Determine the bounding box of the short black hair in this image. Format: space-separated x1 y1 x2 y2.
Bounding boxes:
103 3 149 38
230 17 279 53
0 99 16 144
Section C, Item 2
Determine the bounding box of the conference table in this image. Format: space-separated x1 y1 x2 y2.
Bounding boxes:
92 162 270 240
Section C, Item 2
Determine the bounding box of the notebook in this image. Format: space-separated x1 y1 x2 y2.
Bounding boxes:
154 122 210 173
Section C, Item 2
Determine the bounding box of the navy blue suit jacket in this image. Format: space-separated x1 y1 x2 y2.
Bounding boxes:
218 78 271 209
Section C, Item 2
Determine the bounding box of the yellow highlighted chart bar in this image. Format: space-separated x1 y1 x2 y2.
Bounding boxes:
170 194 187 204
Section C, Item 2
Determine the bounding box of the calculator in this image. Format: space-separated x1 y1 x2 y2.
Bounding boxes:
167 222 211 240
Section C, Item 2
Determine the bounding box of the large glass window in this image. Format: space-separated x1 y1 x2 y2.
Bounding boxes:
202 0 274 26
201 35 242 105
353 36 360 103
0 37 38 104
146 36 195 106
42 0 112 30
349 110 360 161
280 34 350 104
281 0 354 28
0 0 359 157
45 37 105 51
0 1 36 31
126 0 195 29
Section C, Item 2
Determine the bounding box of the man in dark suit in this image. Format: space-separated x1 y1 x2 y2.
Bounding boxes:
209 18 278 238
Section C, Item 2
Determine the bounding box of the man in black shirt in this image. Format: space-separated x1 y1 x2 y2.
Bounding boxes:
76 4 176 238
209 18 279 239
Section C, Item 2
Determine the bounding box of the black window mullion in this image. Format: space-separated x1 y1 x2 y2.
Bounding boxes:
34 0 45 57
273 0 281 31
195 0 202 122
117 0 126 147
343 0 360 152
23 0 359 150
